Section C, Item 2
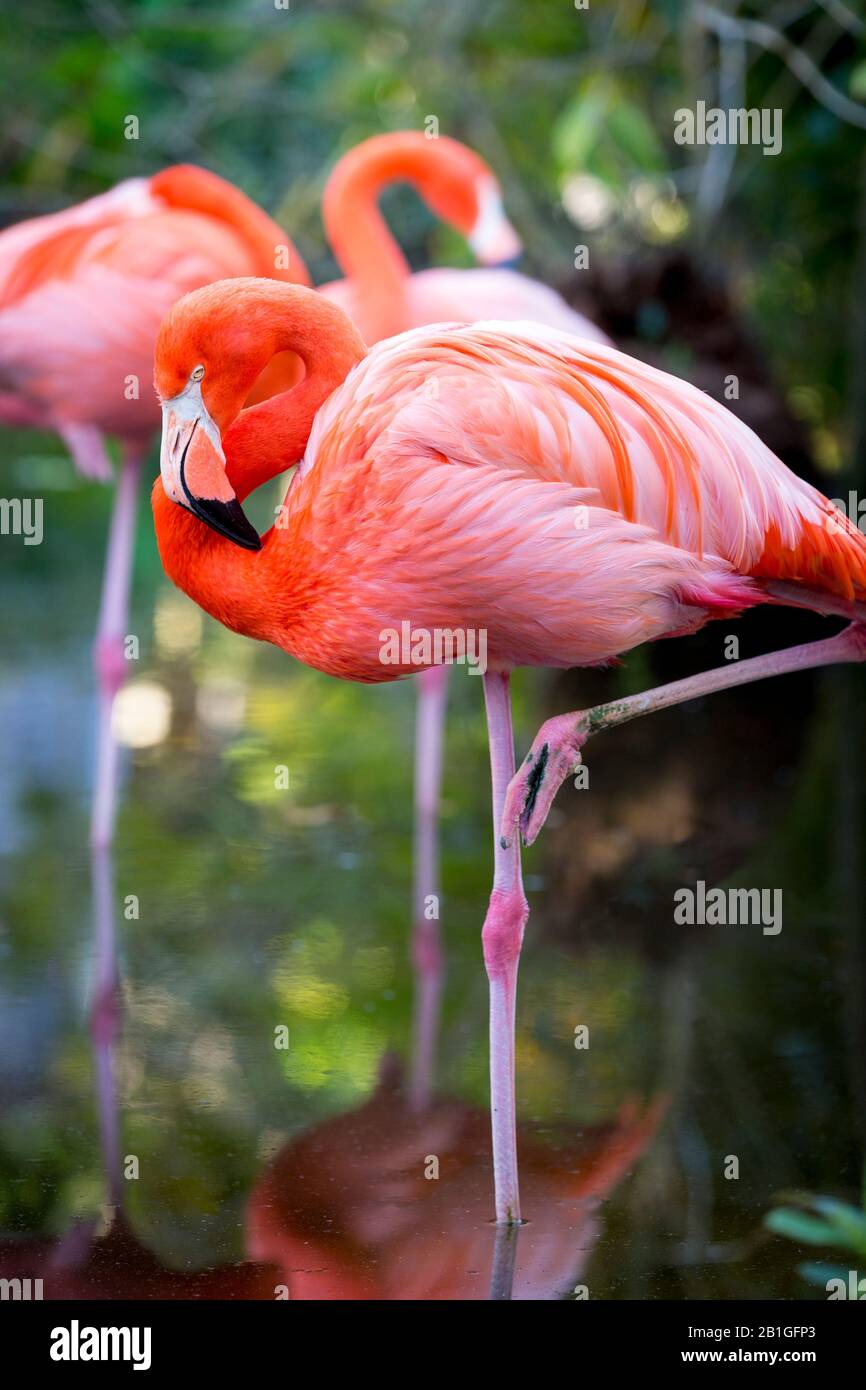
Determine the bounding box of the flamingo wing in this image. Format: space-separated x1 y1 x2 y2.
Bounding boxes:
0 177 157 305
0 266 182 437
280 335 762 678
274 320 866 679
307 320 866 602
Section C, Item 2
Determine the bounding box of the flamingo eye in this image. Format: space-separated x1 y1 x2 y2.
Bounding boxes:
191 364 205 383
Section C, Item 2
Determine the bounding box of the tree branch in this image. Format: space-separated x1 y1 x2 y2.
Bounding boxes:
695 2 866 129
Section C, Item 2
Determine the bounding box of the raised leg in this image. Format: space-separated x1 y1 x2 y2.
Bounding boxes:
502 622 866 848
482 670 528 1224
409 664 449 1111
91 443 145 850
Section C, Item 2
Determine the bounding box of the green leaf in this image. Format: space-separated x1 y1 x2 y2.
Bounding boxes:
553 79 665 188
812 1197 866 1256
607 100 665 173
849 61 866 102
798 1262 856 1288
763 1208 837 1246
552 86 609 173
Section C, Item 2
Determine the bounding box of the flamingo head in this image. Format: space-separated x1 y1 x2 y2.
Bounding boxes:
156 364 262 552
154 279 365 552
418 140 522 268
464 176 522 268
154 285 267 551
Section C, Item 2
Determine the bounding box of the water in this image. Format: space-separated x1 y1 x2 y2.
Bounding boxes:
1 445 863 1299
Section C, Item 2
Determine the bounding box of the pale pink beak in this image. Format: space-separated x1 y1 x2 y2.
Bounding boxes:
468 179 523 267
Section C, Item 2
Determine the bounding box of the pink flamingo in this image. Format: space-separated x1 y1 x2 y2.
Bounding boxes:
320 131 609 1106
319 131 609 344
150 280 866 1223
0 166 310 849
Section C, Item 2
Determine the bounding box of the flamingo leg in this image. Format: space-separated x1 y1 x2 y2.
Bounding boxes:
90 845 124 1210
502 621 866 849
409 664 449 1111
91 442 145 850
482 670 528 1224
489 1221 521 1299
58 422 114 483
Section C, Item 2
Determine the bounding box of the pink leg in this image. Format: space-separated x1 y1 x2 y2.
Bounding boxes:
502 622 866 848
482 670 528 1224
91 443 145 850
90 844 124 1210
409 664 449 1111
58 422 114 483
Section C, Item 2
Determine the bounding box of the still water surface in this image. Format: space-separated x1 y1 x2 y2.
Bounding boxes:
1 451 862 1299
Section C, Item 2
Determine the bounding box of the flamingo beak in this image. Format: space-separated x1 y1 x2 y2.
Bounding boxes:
468 178 522 268
160 381 261 552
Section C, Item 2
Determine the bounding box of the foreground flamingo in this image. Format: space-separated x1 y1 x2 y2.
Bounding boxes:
0 166 310 848
321 131 609 1104
151 279 866 1222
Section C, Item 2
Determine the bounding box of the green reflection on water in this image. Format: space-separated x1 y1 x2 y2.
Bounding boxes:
1 436 864 1299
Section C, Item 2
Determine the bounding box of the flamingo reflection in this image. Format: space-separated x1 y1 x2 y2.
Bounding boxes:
0 847 279 1300
247 1060 663 1300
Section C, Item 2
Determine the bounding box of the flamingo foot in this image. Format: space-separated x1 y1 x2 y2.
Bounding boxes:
501 622 866 850
500 712 590 849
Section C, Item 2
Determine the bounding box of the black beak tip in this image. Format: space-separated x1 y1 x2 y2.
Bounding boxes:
188 496 262 551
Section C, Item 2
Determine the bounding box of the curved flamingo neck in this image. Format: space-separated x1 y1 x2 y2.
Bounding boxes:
152 482 277 644
153 282 365 640
322 138 418 336
224 368 338 502
151 164 312 287
222 289 366 499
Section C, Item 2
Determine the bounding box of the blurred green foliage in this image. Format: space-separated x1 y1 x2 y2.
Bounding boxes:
0 0 863 455
765 1173 866 1290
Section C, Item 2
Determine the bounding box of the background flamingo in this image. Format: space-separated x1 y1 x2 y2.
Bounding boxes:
319 131 610 344
0 165 310 850
150 279 866 1224
0 849 279 1302
320 130 609 1107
